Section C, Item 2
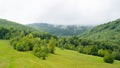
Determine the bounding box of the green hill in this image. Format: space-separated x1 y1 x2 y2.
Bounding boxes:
0 19 54 40
0 40 120 68
81 19 120 45
0 19 36 31
0 19 38 39
27 23 93 36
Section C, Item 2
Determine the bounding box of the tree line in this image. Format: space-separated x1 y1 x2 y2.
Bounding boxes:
56 36 120 63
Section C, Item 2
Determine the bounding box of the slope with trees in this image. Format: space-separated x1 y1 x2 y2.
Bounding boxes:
27 23 93 36
0 18 120 64
81 19 120 45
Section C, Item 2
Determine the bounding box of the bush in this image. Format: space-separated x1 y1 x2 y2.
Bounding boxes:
16 42 24 51
112 51 120 60
12 41 17 49
83 46 91 54
90 45 98 55
78 46 84 53
103 51 114 64
98 49 105 57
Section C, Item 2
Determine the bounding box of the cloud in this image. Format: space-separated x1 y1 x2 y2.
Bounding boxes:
0 0 120 25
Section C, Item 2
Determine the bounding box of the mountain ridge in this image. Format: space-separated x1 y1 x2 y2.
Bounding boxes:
27 23 94 36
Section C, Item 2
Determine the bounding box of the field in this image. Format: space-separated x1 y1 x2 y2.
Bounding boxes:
0 40 120 68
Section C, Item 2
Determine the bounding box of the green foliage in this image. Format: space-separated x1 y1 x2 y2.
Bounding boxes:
83 46 91 54
28 23 93 36
98 49 106 57
103 51 114 64
81 19 120 46
48 37 56 54
1 40 120 68
1 18 120 63
56 36 120 62
15 34 34 51
78 46 84 53
81 45 98 55
0 18 55 40
33 39 48 60
64 43 75 50
0 19 36 31
10 33 50 59
112 51 120 60
90 45 98 55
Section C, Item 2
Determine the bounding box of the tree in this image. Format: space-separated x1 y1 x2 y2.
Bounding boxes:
41 46 48 60
33 44 42 58
48 37 56 54
103 51 114 64
28 33 33 39
33 39 48 60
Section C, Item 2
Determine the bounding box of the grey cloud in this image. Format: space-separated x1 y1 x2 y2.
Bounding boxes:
0 0 120 25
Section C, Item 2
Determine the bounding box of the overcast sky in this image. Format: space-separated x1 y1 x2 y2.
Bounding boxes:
0 0 120 25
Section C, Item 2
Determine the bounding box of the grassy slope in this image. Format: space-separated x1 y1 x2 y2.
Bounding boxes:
0 40 120 68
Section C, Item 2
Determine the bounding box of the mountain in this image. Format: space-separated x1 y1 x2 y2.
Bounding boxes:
27 23 93 36
81 19 120 45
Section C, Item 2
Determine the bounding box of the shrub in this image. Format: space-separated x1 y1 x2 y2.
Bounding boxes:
78 46 84 53
112 51 120 60
16 42 24 51
98 49 105 57
103 51 114 64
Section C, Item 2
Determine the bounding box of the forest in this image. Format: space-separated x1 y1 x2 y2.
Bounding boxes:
28 23 93 36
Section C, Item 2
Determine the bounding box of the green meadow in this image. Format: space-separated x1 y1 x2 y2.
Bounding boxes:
0 40 120 68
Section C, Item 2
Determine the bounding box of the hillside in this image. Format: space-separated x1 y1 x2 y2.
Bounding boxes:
0 19 36 31
81 19 120 44
0 40 120 68
27 23 93 36
0 19 54 40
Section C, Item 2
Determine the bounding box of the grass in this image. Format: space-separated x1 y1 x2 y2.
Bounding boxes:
0 40 120 68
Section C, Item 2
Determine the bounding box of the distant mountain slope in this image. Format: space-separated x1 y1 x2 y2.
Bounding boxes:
0 19 39 39
81 19 120 44
0 19 36 31
27 23 93 36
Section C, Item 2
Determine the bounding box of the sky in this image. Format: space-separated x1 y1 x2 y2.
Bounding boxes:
0 0 120 25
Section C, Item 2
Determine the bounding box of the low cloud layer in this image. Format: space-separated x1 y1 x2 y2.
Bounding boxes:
0 0 120 25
